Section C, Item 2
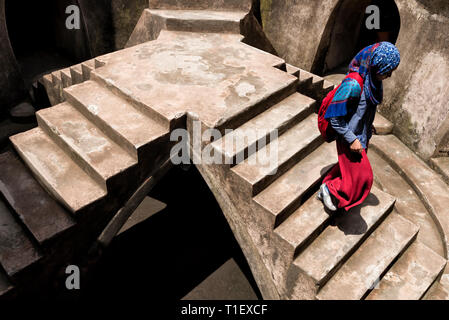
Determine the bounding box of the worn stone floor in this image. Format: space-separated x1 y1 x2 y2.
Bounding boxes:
95 31 294 127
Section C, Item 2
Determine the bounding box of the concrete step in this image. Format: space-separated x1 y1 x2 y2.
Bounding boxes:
370 150 445 256
70 64 84 85
64 80 169 160
324 73 346 87
373 113 393 135
366 241 446 300
148 9 248 34
40 58 99 107
215 77 300 134
286 64 300 77
232 113 323 196
371 135 449 259
60 68 73 88
295 68 334 109
0 196 41 277
149 0 252 11
423 281 449 300
254 142 337 228
88 71 174 130
430 157 449 186
211 92 315 166
0 152 75 246
10 128 107 213
275 195 331 258
51 71 63 103
36 102 138 191
299 70 323 88
81 59 96 81
92 31 296 130
297 69 313 90
294 187 395 288
317 213 419 300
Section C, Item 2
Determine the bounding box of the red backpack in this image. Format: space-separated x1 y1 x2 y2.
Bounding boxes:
318 72 363 142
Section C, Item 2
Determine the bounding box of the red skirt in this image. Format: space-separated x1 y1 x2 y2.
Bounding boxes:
323 139 373 211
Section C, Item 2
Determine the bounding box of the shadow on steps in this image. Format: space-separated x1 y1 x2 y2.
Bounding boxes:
60 164 263 302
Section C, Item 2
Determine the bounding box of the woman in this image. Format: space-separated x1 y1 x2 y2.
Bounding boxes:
318 42 401 212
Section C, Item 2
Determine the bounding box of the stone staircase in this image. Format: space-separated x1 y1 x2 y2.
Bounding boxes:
0 5 291 295
1 53 175 297
1 0 448 300
39 59 101 106
203 90 447 299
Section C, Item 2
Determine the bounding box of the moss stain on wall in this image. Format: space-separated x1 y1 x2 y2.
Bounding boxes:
260 0 272 29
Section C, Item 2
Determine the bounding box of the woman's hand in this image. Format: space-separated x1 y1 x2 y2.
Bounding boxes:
350 139 364 154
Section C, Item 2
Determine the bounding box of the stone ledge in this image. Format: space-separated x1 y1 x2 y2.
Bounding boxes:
430 157 449 186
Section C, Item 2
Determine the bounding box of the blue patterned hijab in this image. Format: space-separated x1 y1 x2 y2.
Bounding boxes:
349 42 401 105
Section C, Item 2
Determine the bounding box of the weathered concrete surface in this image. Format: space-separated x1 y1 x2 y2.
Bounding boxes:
127 4 277 54
317 213 419 300
294 188 395 288
148 9 247 32
127 9 248 46
373 113 394 135
424 281 449 300
95 31 295 128
231 114 322 196
261 0 449 160
370 150 445 256
254 143 337 221
261 0 339 71
10 128 107 213
275 195 330 259
367 241 446 300
37 102 138 190
393 49 449 159
211 92 315 165
64 80 169 159
5 28 294 299
40 61 100 107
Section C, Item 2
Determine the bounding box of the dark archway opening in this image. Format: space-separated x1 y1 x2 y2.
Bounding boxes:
357 0 400 53
49 164 262 302
5 0 91 90
312 0 400 77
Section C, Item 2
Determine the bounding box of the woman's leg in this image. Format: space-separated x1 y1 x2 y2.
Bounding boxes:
323 140 373 211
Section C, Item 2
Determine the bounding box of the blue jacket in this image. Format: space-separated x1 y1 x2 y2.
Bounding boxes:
329 89 377 149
